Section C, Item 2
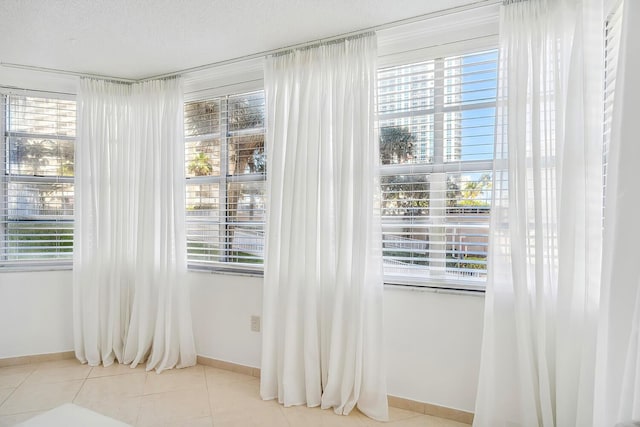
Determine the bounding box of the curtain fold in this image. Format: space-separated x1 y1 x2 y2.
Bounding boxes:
73 77 196 373
594 1 640 424
474 0 603 425
260 34 388 421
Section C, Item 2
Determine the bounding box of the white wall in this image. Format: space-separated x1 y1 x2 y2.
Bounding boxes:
189 272 485 412
0 270 74 359
189 272 263 368
0 270 484 412
384 286 484 412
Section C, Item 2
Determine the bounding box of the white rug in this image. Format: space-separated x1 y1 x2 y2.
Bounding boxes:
16 403 131 427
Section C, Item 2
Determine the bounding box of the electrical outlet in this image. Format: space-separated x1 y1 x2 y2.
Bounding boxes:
250 315 261 332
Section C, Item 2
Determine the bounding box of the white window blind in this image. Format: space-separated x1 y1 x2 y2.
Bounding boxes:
184 90 266 271
378 49 497 290
1 93 76 268
604 0 623 197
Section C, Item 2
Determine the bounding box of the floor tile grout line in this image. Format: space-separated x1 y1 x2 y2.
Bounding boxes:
133 369 150 426
0 365 39 411
0 387 17 410
0 363 87 417
87 367 148 379
280 401 294 427
15 366 36 388
2 363 467 427
138 384 209 398
71 366 92 404
203 364 216 426
0 409 45 421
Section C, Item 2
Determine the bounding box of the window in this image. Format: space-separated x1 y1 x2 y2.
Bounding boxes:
1 93 76 268
604 0 623 200
184 91 266 271
378 49 498 290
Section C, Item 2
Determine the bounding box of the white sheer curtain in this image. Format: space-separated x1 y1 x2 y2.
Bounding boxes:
474 0 603 425
594 1 640 425
73 77 196 372
260 34 388 421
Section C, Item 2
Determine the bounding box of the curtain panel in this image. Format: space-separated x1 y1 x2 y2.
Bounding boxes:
474 0 604 425
73 77 196 372
260 34 388 420
594 1 640 424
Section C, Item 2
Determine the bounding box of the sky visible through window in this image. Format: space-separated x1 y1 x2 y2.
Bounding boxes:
459 50 497 163
455 50 497 204
378 48 497 287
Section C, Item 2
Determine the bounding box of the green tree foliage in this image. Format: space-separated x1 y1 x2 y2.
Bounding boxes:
379 126 415 165
228 95 265 174
226 96 265 257
184 96 265 177
184 95 265 263
459 174 491 206
446 174 492 207
381 175 429 217
188 152 213 177
447 176 461 207
379 126 427 218
184 101 219 136
9 138 74 219
10 138 74 176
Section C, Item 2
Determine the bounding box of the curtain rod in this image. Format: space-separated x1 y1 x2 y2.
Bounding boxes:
271 31 376 58
0 62 137 83
140 0 501 82
0 84 75 97
1 0 500 84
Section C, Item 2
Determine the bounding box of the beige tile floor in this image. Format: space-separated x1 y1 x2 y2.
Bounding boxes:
0 360 469 427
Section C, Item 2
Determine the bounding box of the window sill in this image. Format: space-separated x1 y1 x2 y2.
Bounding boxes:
383 282 485 296
187 265 264 278
187 266 486 295
0 264 72 273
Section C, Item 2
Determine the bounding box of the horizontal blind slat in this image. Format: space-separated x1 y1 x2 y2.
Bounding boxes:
378 49 497 287
2 93 76 266
185 90 266 269
603 1 623 202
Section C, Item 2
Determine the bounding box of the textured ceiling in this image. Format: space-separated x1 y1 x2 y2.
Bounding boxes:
0 0 484 80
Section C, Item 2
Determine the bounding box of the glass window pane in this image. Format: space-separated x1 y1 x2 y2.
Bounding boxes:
184 100 220 137
5 222 73 260
5 181 74 261
378 61 435 165
186 183 220 217
444 108 495 162
379 119 433 164
187 221 223 264
377 49 496 288
8 96 76 137
186 183 222 264
378 61 435 114
228 135 265 175
7 137 74 176
444 50 498 107
226 181 265 264
228 92 265 132
185 139 221 177
8 182 74 219
3 95 75 268
381 174 430 275
184 91 266 269
444 172 491 282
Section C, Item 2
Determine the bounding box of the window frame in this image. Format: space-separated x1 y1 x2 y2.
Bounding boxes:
184 90 266 274
0 90 76 271
378 48 498 292
183 46 498 291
